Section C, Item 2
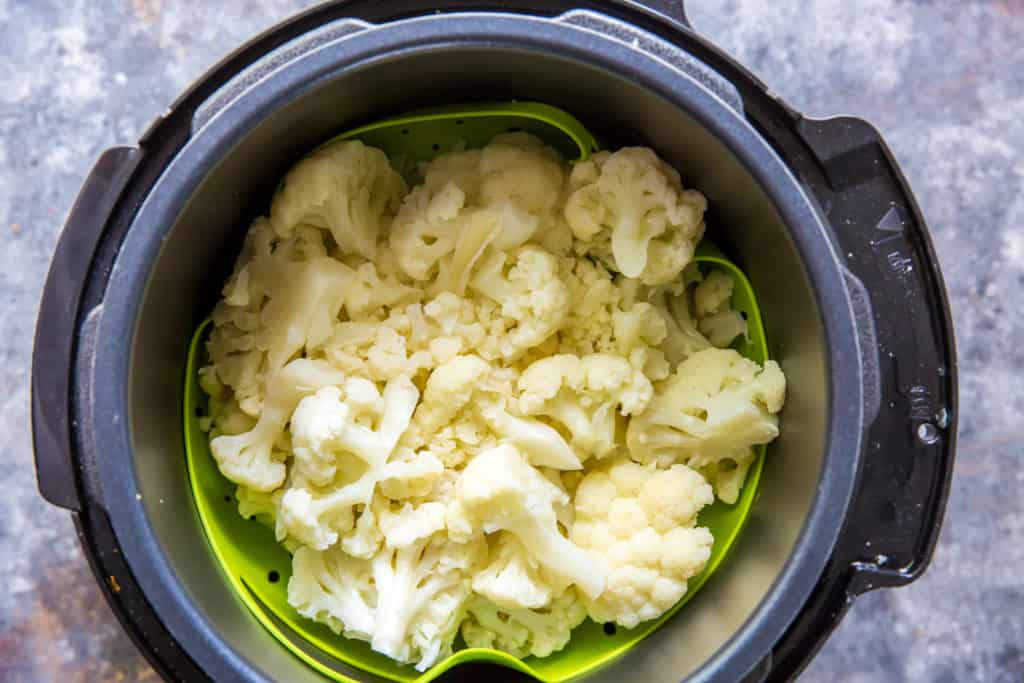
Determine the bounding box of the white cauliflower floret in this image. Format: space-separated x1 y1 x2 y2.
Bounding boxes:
626 348 786 503
235 485 281 527
289 507 485 671
480 404 581 471
470 246 570 358
278 375 419 549
572 459 714 628
447 445 604 600
210 359 345 491
693 268 748 348
341 258 423 320
390 134 563 284
564 148 706 285
647 280 712 367
270 140 406 260
415 354 492 433
378 447 445 500
370 518 485 670
289 544 377 641
460 589 586 659
472 533 560 610
206 220 354 417
517 353 653 460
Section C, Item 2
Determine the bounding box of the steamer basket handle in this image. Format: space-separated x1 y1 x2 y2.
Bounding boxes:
32 147 141 511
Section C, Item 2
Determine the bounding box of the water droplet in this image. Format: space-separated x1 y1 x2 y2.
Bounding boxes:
875 554 890 566
917 422 940 445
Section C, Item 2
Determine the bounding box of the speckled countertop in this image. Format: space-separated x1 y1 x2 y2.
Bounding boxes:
1 1 1020 681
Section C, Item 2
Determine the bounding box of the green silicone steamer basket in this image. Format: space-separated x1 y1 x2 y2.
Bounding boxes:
183 102 774 683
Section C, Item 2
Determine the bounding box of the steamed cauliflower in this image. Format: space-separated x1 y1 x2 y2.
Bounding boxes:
200 133 787 670
572 459 714 627
564 148 706 285
626 348 786 503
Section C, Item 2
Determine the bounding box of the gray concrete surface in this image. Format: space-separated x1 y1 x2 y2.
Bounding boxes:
0 1 1019 681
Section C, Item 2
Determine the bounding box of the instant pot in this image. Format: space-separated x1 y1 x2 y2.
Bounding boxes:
32 2 957 681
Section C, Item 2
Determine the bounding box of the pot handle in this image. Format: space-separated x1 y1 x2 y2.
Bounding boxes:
798 115 956 593
765 116 956 680
631 0 692 27
32 146 141 511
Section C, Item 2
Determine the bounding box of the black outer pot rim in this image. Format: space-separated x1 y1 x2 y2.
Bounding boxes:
85 12 863 683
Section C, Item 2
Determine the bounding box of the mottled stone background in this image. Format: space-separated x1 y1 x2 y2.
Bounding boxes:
0 1 1019 681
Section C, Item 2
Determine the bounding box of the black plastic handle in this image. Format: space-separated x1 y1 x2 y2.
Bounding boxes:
797 116 956 590
763 117 957 681
32 146 141 511
632 0 690 27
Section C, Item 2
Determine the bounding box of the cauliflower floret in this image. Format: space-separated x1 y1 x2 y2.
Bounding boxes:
447 444 604 600
210 359 346 491
646 280 712 367
378 447 445 500
693 268 748 348
460 589 586 659
289 544 377 641
289 510 485 671
626 348 786 503
370 518 485 670
564 148 706 285
278 375 419 549
341 257 423 320
572 459 714 628
390 134 563 283
480 404 581 471
470 246 570 358
206 222 354 417
517 354 653 460
472 533 561 610
235 485 281 527
270 139 406 260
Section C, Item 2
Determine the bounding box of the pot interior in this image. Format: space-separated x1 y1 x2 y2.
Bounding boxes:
124 39 828 683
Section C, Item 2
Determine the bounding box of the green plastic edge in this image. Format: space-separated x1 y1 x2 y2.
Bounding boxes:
322 101 599 163
182 104 770 683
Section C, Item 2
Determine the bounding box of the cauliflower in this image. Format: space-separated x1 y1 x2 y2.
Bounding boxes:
460 589 587 659
564 148 706 285
289 544 377 641
447 445 604 600
517 354 653 460
572 459 714 628
289 509 485 671
210 359 345 491
202 133 792 670
480 404 581 471
270 139 406 260
470 246 570 358
472 533 559 610
626 348 786 503
693 268 748 348
378 447 445 500
370 513 484 669
206 221 353 416
278 375 419 549
390 134 562 283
